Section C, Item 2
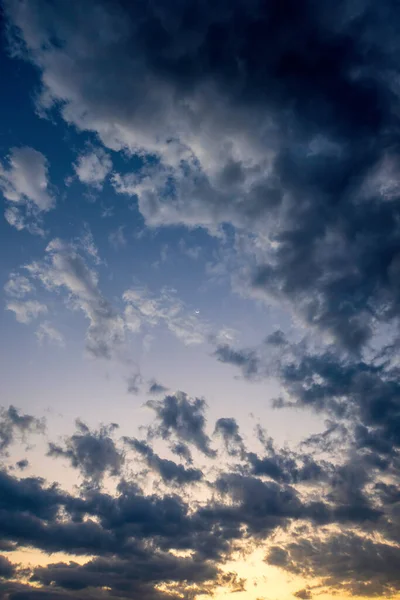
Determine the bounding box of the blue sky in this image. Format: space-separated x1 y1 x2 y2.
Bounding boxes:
1 1 400 600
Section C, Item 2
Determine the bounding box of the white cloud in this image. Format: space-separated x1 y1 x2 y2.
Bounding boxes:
0 147 54 233
36 321 65 346
6 300 47 324
74 147 112 189
25 238 125 359
4 274 34 298
4 206 45 235
0 147 54 211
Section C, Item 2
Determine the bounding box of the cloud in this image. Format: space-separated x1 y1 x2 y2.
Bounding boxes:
214 344 260 378
73 146 112 189
123 286 211 345
25 238 125 359
125 438 203 485
6 0 400 348
36 321 65 346
6 299 47 324
0 405 45 455
0 147 54 211
0 555 16 579
4 273 34 298
126 372 143 395
4 1 400 597
148 380 169 396
147 392 216 458
267 532 400 597
0 146 54 233
294 590 312 600
47 420 123 486
214 417 244 457
0 397 399 598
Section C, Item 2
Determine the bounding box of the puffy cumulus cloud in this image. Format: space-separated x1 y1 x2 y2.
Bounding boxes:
6 0 400 348
0 405 45 455
6 299 47 324
0 146 54 233
48 420 123 486
147 392 216 458
73 146 112 189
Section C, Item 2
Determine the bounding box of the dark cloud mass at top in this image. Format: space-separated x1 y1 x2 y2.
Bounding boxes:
5 0 400 350
2 0 400 599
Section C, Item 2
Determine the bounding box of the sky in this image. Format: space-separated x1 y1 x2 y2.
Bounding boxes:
1 0 400 599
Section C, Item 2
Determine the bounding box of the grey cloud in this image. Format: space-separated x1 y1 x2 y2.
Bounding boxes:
214 417 244 457
0 555 16 579
0 406 45 455
125 438 203 485
170 442 193 464
147 392 216 458
126 373 143 395
267 532 400 597
214 345 260 378
293 589 312 599
148 380 169 396
48 420 123 486
16 458 29 471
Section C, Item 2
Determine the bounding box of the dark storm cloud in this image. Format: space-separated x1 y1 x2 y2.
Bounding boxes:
47 420 123 485
0 406 45 454
124 437 203 484
147 392 216 457
6 0 400 350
